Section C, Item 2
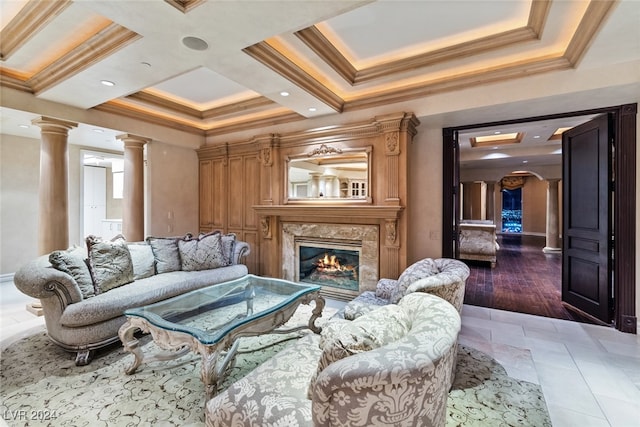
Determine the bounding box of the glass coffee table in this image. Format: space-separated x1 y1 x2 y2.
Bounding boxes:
117 274 324 399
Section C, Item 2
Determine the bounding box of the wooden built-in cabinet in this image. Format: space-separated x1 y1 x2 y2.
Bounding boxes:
198 151 261 273
197 112 420 281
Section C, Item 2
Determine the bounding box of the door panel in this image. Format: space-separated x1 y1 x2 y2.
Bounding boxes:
562 114 612 323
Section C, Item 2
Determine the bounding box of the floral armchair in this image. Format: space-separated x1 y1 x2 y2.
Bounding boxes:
206 292 462 427
341 258 470 320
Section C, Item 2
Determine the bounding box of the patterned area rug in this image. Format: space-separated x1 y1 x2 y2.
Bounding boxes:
0 307 551 427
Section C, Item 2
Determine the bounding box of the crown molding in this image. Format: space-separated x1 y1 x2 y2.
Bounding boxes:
295 0 552 86
343 56 571 112
564 0 618 67
204 111 303 137
94 102 205 136
26 23 141 95
243 41 344 113
164 0 206 14
201 97 277 120
0 68 33 93
0 0 72 61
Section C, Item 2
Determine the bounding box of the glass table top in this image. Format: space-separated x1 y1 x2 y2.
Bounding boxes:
124 274 320 345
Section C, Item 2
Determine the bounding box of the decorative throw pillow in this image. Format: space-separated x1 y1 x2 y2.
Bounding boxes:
49 246 95 299
86 234 134 294
389 258 440 304
127 243 155 280
179 231 226 271
146 236 182 274
307 304 412 399
220 233 237 265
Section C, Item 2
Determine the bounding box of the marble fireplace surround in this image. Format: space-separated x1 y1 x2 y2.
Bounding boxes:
282 222 379 300
253 205 404 301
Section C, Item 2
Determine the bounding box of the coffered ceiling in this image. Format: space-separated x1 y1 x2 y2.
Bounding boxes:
1 0 635 140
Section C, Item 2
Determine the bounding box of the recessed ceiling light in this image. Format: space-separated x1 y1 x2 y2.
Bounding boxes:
533 135 540 139
18 124 29 129
182 36 208 51
522 160 529 163
494 131 501 135
101 80 115 87
280 91 289 97
93 129 104 133
308 107 317 112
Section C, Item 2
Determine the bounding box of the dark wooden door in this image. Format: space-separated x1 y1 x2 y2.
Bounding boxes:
562 114 613 323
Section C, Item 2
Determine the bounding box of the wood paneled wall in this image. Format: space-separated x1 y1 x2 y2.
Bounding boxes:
197 112 419 280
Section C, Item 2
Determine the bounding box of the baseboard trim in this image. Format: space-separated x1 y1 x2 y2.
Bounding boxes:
0 273 15 283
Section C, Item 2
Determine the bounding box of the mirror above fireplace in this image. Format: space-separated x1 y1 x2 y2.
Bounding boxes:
285 145 372 203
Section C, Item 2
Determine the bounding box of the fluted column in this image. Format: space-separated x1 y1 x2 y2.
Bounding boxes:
32 117 78 255
543 179 562 253
117 134 150 241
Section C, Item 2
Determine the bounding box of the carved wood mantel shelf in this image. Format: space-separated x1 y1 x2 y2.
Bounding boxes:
253 205 403 243
253 205 403 219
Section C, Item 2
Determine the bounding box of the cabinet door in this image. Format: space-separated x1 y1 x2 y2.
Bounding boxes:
199 159 227 231
199 160 213 228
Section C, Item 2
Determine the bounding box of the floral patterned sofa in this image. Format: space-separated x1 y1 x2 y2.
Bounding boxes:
205 292 461 426
341 257 470 320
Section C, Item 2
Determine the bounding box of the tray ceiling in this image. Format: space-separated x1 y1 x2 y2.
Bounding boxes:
1 0 633 140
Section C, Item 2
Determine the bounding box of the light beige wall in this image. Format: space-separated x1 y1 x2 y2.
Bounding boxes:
0 135 84 274
522 176 547 235
407 125 443 263
145 141 199 238
0 135 40 274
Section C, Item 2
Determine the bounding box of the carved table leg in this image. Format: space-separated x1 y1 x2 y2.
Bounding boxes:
118 320 144 375
199 339 241 400
308 293 326 334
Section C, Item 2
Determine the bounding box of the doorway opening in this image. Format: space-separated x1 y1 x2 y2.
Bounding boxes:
443 103 637 334
81 150 124 241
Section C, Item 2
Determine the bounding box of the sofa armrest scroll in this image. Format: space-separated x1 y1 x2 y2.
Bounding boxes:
14 257 83 305
232 241 250 265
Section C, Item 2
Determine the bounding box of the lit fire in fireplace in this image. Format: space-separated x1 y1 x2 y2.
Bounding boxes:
315 253 358 279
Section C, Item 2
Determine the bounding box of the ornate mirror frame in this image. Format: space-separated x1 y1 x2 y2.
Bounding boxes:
284 144 373 204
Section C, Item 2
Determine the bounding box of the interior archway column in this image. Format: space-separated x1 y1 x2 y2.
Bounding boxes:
117 134 150 242
32 116 78 255
543 178 562 253
485 181 496 222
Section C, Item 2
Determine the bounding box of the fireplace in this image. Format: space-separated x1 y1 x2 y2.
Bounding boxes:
281 222 379 300
297 239 360 291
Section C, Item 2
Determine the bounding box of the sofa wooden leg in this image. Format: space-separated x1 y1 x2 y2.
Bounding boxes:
75 350 94 366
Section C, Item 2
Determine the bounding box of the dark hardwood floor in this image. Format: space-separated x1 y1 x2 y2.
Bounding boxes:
463 234 593 323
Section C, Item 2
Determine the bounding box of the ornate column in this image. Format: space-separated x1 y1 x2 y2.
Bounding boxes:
117 134 150 241
32 116 77 255
543 178 562 253
485 181 496 222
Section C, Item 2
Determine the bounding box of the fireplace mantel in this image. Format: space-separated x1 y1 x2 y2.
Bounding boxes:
253 205 403 220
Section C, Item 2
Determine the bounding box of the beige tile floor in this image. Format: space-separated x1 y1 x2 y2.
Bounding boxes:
1 280 639 426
